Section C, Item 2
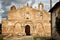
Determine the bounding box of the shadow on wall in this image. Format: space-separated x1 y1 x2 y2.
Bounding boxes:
56 17 60 35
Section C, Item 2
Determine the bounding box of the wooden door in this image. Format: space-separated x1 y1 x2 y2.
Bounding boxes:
25 25 30 35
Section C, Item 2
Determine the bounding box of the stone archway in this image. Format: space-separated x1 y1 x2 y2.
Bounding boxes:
22 20 35 36
25 25 30 35
13 22 22 36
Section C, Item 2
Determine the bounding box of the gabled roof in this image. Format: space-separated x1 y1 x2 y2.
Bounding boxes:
49 1 60 13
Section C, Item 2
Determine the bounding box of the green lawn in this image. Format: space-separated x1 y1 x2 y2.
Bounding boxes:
0 34 3 40
33 36 51 40
0 37 3 40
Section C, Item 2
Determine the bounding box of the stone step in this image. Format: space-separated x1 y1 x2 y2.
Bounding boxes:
12 36 34 40
3 36 34 40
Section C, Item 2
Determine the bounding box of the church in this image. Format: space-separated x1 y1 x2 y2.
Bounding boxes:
2 3 51 37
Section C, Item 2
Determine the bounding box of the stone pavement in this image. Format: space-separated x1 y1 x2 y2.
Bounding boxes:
3 36 35 40
3 35 52 40
3 35 51 40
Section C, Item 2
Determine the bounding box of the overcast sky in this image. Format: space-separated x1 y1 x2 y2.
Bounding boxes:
0 0 59 23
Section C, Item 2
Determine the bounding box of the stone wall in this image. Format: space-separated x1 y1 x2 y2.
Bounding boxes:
2 3 51 37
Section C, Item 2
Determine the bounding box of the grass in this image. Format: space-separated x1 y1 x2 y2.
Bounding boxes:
0 37 3 40
0 34 51 40
0 34 3 40
33 36 51 40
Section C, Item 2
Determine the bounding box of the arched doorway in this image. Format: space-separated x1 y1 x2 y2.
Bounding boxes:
25 25 30 35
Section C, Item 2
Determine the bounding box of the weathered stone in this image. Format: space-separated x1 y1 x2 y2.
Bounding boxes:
2 3 51 37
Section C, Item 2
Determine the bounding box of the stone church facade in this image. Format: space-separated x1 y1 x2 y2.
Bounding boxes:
2 3 51 37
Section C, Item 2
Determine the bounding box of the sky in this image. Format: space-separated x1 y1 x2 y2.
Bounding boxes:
0 0 59 23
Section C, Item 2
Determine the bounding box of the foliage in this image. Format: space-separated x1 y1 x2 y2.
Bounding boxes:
0 37 3 40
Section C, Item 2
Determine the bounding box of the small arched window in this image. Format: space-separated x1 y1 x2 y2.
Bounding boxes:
10 5 16 10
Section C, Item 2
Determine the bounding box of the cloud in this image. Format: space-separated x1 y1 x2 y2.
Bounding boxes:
1 0 35 6
14 0 29 4
0 0 59 18
0 0 59 23
0 3 1 9
1 0 35 10
0 0 35 19
1 0 28 9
